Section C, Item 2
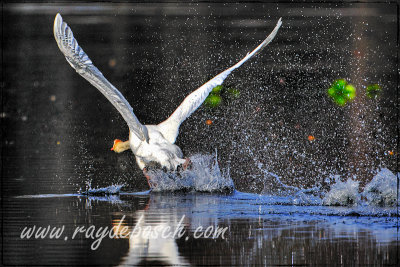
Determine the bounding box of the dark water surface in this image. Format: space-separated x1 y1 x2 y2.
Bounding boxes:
4 192 399 265
2 2 399 266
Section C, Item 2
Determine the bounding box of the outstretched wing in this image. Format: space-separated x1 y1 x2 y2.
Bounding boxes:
157 18 282 144
53 13 149 143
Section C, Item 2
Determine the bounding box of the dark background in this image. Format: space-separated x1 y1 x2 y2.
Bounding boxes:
2 2 398 195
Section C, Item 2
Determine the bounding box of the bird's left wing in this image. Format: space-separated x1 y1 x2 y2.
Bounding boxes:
53 13 149 142
157 18 282 144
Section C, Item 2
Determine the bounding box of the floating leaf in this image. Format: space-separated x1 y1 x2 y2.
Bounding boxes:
204 94 222 108
205 85 240 108
345 84 356 100
327 79 356 106
333 79 347 90
366 84 381 99
335 96 346 106
212 85 223 94
227 88 240 98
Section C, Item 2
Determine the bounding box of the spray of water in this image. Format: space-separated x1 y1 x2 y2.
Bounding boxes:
258 162 399 207
147 152 235 192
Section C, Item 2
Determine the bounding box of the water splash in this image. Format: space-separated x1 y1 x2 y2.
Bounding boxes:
322 176 360 206
363 168 399 206
75 152 234 195
258 163 399 207
79 180 125 195
257 163 322 205
147 152 235 192
322 169 400 207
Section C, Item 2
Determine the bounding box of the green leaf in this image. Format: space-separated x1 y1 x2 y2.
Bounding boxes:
211 85 223 95
227 88 240 98
333 79 346 90
366 84 381 99
204 94 222 108
327 79 356 106
328 87 336 97
335 96 347 106
345 84 356 100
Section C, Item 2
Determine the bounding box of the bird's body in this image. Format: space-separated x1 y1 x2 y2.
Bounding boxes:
129 125 185 170
53 13 282 182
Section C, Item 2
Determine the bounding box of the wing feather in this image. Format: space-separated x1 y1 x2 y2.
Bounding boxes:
53 13 149 142
158 18 282 143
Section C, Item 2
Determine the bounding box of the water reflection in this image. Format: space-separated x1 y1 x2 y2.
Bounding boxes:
4 192 398 265
114 200 189 266
112 192 398 266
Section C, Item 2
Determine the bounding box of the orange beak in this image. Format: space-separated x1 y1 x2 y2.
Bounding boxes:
111 139 122 151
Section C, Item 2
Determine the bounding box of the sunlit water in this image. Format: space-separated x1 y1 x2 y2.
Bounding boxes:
8 156 399 265
6 190 399 265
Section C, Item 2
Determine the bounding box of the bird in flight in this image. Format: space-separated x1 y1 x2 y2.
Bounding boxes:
53 13 282 187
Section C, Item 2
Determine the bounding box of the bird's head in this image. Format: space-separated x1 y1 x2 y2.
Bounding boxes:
111 139 129 153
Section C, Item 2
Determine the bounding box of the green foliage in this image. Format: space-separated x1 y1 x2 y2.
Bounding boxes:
327 79 356 106
366 84 381 99
212 85 223 94
227 88 240 98
204 94 222 108
205 85 240 108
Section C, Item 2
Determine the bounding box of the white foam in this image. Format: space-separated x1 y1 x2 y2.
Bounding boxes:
258 163 398 207
322 176 360 206
363 168 399 206
147 153 235 192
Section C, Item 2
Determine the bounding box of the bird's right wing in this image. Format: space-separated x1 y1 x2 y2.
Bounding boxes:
157 18 282 144
53 13 149 142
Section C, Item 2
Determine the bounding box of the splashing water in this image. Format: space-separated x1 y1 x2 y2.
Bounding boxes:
76 152 234 195
257 163 322 205
258 163 399 207
322 176 360 206
147 153 235 192
322 169 399 207
363 168 399 206
75 157 396 209
79 180 125 195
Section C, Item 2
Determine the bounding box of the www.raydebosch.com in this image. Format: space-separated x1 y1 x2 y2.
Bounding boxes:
20 215 229 250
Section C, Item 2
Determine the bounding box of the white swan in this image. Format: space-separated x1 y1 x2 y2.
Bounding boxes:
53 13 282 186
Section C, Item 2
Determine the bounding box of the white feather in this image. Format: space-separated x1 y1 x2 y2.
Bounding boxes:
54 14 282 171
53 13 149 143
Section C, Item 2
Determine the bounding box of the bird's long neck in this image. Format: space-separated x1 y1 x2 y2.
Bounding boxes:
112 139 131 153
119 141 131 152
